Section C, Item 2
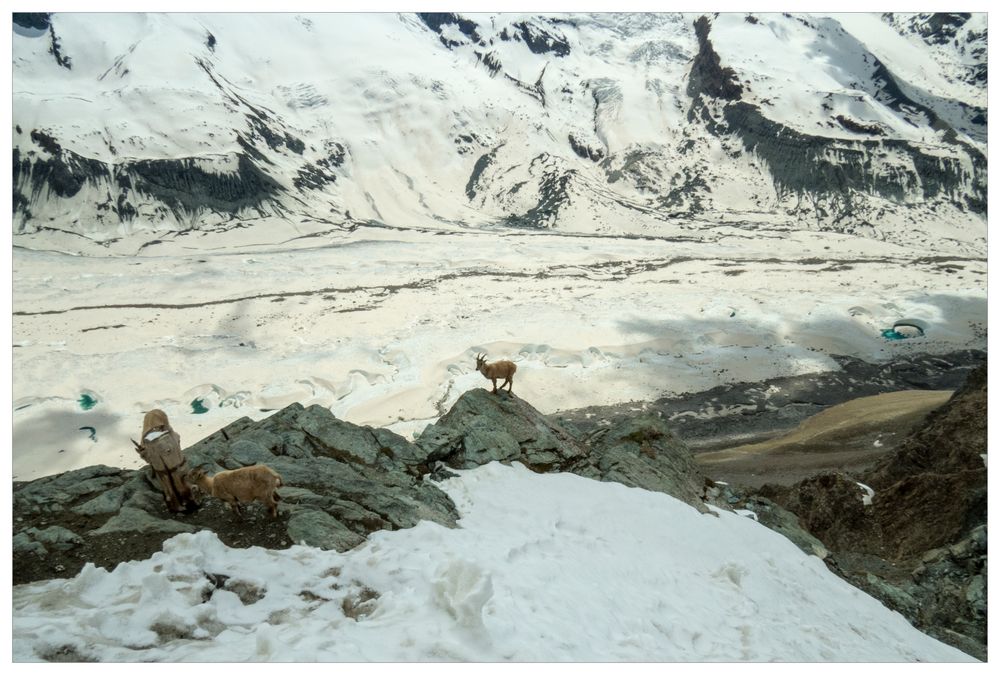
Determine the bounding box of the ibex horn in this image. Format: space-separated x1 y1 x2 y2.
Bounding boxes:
131 438 142 451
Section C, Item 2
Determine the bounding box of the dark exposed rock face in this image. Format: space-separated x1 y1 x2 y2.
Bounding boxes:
293 144 346 190
568 133 604 162
687 16 743 102
14 136 107 206
721 102 986 216
14 127 286 228
465 144 505 201
126 155 282 215
899 12 973 45
47 23 72 69
418 13 484 48
754 363 987 660
13 13 52 31
416 388 590 472
509 21 570 57
687 14 987 222
866 363 986 489
502 155 576 229
475 50 503 76
573 414 707 511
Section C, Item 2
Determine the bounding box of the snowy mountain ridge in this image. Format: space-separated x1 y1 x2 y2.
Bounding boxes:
12 12 987 255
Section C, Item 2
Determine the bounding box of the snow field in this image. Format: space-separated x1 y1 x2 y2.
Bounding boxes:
11 462 974 662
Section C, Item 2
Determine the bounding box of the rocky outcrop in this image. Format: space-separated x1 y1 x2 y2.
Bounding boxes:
13 403 460 586
752 363 987 660
418 388 708 511
14 389 711 586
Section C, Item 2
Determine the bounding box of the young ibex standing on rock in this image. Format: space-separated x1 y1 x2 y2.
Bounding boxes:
187 465 284 518
475 353 517 394
132 409 198 514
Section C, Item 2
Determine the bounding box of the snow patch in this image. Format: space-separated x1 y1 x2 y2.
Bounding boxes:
856 482 875 506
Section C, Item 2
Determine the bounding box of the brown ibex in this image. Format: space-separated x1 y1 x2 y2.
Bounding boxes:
131 409 198 514
187 464 284 518
475 353 517 394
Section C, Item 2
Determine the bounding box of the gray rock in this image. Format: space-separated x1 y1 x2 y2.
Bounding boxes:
417 389 588 471
276 430 314 459
459 423 522 466
583 415 707 511
964 575 986 616
228 437 279 467
72 484 130 516
14 465 127 513
91 507 197 536
285 509 366 551
123 481 168 512
180 403 460 537
12 392 709 589
25 525 84 551
12 532 47 557
371 427 432 468
418 390 711 511
415 426 464 462
297 405 383 466
864 572 920 617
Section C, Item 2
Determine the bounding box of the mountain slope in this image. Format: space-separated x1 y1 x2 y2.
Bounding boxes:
12 12 987 254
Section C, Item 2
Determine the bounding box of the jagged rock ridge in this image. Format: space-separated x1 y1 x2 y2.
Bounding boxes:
13 389 710 586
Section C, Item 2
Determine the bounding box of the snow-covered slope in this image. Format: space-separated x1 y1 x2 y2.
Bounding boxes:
11 462 975 662
12 12 987 253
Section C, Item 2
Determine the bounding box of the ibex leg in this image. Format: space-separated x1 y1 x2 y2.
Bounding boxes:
153 468 182 513
168 469 198 512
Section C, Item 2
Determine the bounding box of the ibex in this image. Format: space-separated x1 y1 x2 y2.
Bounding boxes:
475 353 517 394
187 464 284 518
132 409 198 514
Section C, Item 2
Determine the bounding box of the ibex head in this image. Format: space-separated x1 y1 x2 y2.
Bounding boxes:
475 353 487 372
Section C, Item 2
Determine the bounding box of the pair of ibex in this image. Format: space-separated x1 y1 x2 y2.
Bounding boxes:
133 353 515 517
133 409 283 518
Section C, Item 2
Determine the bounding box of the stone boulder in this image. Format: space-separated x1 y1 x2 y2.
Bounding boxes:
417 388 588 471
